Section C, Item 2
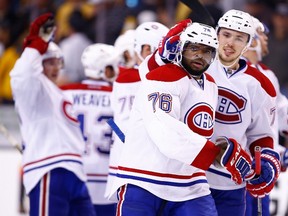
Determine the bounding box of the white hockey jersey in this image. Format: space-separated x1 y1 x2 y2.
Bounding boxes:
109 63 220 202
105 66 141 199
62 80 114 204
10 48 86 194
250 61 288 157
206 58 277 190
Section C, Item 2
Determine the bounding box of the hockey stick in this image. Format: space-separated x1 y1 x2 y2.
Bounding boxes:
106 118 125 143
179 0 215 26
0 123 22 153
254 146 262 216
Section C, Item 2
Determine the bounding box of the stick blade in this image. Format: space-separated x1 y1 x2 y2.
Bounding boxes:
180 0 215 26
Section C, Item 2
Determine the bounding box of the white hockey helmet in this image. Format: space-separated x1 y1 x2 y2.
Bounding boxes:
248 16 269 61
42 42 63 61
134 21 169 61
217 9 255 46
179 22 219 50
177 22 218 63
252 17 268 37
81 43 120 82
114 29 136 65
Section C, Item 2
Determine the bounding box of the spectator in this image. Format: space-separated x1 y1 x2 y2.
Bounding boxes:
57 9 93 86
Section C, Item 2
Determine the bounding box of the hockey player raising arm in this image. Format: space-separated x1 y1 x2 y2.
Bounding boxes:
9 13 95 216
109 21 254 216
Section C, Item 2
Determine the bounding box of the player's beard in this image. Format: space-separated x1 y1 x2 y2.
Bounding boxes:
181 57 209 77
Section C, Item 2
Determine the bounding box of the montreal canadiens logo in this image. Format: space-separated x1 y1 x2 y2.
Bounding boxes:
216 87 247 124
62 100 78 123
184 102 214 138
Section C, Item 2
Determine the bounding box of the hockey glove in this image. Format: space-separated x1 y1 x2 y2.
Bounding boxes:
23 13 55 54
216 136 253 185
158 19 192 63
246 148 281 198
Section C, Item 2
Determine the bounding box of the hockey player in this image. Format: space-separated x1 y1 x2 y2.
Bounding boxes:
105 21 169 199
9 13 95 216
203 10 281 216
61 43 120 216
109 21 254 216
243 16 288 216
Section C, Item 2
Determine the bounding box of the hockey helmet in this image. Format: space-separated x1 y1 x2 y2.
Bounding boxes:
81 43 120 82
176 22 218 76
114 29 136 66
42 42 63 61
134 21 169 61
217 9 255 46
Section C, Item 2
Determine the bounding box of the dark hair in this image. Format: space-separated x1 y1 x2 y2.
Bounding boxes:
68 9 86 33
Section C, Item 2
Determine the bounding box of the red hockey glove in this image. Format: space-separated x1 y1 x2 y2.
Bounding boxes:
246 148 281 198
158 19 192 63
23 13 55 54
216 137 253 185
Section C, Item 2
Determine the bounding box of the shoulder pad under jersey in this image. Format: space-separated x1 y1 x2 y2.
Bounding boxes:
115 67 141 83
146 64 190 82
245 64 276 97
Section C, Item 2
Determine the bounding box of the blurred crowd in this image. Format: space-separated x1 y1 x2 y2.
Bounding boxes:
0 0 287 104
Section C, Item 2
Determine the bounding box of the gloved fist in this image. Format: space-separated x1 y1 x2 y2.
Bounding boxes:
216 137 253 185
246 148 281 198
23 13 55 54
158 19 192 63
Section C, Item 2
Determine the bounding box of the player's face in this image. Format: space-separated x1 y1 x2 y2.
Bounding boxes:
141 44 152 60
257 29 269 57
181 42 216 76
123 50 135 68
218 28 249 66
105 65 116 80
43 57 63 83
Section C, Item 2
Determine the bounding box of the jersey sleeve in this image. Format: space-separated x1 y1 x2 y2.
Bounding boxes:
10 48 44 107
139 50 166 81
10 48 43 80
247 83 276 155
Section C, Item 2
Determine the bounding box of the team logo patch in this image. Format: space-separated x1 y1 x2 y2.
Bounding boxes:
216 87 247 124
62 100 78 123
184 102 214 138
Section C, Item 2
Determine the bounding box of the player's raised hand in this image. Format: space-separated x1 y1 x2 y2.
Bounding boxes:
23 13 55 54
246 148 281 198
158 19 192 63
215 136 253 185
